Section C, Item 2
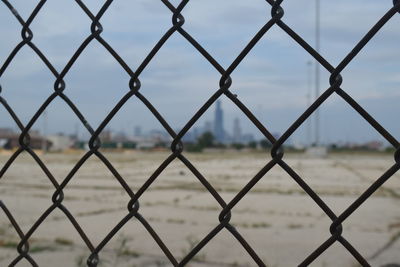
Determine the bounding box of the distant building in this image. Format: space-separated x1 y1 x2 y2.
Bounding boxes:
214 100 225 143
0 128 14 149
135 138 158 149
113 131 128 143
99 129 113 142
149 129 170 143
0 128 14 136
0 139 7 148
130 130 169 149
0 128 51 150
47 134 74 152
233 117 242 143
363 141 384 151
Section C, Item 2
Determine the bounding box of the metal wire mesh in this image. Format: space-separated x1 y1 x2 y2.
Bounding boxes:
0 0 399 266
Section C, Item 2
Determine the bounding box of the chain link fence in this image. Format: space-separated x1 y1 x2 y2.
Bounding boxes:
1 0 400 266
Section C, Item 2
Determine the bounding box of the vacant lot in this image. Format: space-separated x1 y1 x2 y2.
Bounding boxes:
0 151 399 266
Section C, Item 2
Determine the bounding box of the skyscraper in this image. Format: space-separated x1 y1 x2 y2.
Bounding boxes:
214 100 224 143
233 117 242 143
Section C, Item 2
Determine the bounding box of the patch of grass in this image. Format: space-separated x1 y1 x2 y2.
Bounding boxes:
119 249 140 258
55 237 74 246
30 245 56 253
143 200 170 207
31 193 52 199
147 217 161 222
251 222 271 229
0 240 18 249
389 222 400 230
166 218 185 224
288 223 303 229
188 205 219 211
233 222 271 229
76 207 122 217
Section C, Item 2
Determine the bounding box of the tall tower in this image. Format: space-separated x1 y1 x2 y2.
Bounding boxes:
233 117 242 143
214 100 224 143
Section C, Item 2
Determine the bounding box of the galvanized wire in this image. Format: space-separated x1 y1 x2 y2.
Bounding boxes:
0 0 399 266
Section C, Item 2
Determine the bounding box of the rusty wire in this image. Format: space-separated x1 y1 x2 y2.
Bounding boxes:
0 0 400 266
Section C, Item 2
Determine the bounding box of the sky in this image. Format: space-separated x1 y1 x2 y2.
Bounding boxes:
0 0 399 145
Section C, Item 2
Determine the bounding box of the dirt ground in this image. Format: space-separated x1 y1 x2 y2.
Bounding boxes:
0 151 399 267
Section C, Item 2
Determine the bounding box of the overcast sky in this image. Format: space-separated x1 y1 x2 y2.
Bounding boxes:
0 0 399 145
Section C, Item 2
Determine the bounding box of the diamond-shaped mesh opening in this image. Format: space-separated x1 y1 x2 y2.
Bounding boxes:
0 7 21 65
137 34 221 130
99 1 172 63
64 42 131 129
180 0 268 67
1 47 54 122
24 0 92 70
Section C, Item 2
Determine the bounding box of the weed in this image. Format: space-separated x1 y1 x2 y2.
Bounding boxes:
55 237 74 246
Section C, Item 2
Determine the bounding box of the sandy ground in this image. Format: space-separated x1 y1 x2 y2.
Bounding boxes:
0 151 399 267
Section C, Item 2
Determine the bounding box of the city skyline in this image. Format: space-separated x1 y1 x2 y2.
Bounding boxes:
0 96 392 149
